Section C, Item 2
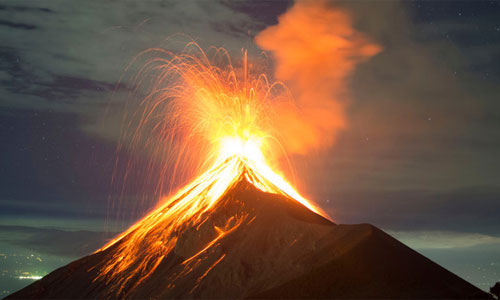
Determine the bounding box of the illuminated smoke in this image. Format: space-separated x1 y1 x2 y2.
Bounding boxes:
256 0 381 155
93 1 381 293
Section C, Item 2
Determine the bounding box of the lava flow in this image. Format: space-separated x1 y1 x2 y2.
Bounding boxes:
95 43 328 289
97 1 382 288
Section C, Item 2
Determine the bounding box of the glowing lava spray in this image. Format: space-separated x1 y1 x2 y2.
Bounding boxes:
98 0 380 291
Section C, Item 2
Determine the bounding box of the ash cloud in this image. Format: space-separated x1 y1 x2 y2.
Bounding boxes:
255 0 381 155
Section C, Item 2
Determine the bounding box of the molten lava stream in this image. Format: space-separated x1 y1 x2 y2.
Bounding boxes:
97 44 330 291
102 152 326 253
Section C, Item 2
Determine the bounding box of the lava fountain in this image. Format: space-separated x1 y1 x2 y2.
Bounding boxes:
6 3 488 299
97 43 328 289
98 0 381 292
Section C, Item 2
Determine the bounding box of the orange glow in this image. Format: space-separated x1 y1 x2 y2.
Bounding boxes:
256 0 381 154
96 43 327 289
99 155 323 281
97 1 381 292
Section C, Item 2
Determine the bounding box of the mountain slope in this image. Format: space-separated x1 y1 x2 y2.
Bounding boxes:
6 174 491 299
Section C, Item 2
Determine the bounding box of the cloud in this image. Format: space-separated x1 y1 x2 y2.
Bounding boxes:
321 186 500 235
389 230 500 249
0 1 259 114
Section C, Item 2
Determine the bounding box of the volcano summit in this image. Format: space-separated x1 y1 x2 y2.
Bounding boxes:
6 158 490 299
5 34 491 299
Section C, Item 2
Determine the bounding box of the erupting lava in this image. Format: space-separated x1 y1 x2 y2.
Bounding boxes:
8 3 488 300
98 154 322 288
96 1 381 290
97 43 327 288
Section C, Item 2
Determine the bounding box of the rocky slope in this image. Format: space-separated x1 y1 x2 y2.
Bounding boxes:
6 174 491 299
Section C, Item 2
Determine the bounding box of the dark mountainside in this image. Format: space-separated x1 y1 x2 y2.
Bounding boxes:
6 174 491 299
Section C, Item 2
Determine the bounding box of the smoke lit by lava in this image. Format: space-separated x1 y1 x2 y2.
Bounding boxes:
99 0 380 292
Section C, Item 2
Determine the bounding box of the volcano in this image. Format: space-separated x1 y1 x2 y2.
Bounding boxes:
6 158 491 299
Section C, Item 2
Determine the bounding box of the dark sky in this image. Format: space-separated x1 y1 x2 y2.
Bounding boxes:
1 0 500 289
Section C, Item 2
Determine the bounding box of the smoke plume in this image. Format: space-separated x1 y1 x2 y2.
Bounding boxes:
256 0 381 155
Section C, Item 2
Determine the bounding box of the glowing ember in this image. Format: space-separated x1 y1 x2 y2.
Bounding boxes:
98 154 321 284
95 43 328 288
109 42 329 217
97 3 381 288
107 42 327 227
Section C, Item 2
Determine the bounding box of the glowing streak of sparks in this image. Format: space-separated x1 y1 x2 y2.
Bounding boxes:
96 43 329 292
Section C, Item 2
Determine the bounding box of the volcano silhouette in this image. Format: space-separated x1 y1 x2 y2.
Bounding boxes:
6 158 491 299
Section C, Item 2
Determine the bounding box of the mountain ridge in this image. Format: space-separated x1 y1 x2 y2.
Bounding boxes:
5 175 492 299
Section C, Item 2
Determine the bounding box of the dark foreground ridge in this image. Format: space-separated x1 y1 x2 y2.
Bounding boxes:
6 176 492 299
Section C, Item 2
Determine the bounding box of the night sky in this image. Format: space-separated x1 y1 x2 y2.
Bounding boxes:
1 0 500 295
